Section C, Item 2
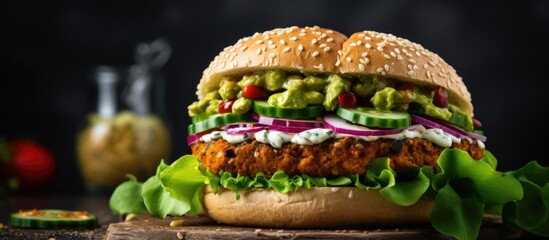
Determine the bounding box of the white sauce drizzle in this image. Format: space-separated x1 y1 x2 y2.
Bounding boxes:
199 126 484 149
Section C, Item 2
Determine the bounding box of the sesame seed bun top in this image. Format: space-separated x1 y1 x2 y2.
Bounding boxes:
339 31 472 116
196 27 473 116
197 26 348 100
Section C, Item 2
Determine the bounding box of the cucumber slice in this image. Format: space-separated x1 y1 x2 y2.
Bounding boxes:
188 113 252 135
10 209 98 229
191 113 209 123
252 101 325 119
448 110 474 132
336 107 411 129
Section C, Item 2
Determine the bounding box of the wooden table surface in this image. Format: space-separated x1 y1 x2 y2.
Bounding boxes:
0 195 541 240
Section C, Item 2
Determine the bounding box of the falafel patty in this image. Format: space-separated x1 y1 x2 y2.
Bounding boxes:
191 137 484 178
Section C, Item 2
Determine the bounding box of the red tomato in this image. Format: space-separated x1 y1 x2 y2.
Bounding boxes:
473 118 482 130
10 140 55 187
338 91 357 108
242 86 269 100
218 99 235 113
433 87 448 108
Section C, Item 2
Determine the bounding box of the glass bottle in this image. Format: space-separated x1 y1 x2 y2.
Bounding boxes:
76 39 171 192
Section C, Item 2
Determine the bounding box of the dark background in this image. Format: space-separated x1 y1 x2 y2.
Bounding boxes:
1 0 548 194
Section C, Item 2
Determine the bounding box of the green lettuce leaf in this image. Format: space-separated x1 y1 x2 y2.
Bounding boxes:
109 174 147 215
430 149 523 240
432 149 522 204
159 155 212 215
142 160 190 218
503 161 549 237
431 178 484 240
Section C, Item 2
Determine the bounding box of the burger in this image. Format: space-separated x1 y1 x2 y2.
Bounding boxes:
110 26 547 240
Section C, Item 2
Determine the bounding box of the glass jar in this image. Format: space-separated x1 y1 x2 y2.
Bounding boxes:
76 43 171 192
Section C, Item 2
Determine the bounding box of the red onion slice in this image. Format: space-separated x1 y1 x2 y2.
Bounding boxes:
226 126 266 135
410 114 461 138
187 133 201 146
252 113 323 128
323 115 403 136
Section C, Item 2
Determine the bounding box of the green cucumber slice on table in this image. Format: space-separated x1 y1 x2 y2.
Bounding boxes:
10 209 98 228
188 113 252 135
252 101 325 119
336 107 411 129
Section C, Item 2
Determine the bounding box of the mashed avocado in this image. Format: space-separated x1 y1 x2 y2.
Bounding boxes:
371 87 402 110
218 78 240 100
371 86 451 120
232 98 252 114
189 70 464 124
188 90 222 117
323 74 351 110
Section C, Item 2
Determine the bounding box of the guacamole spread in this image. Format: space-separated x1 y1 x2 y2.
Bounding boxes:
187 70 468 125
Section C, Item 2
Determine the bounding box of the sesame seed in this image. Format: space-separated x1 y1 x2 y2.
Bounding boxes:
320 33 327 38
323 46 330 52
299 32 306 36
394 48 400 54
390 51 396 58
381 71 386 75
356 40 362 45
415 51 421 57
327 37 334 42
289 36 297 41
311 51 319 57
427 71 432 79
359 58 365 64
407 64 413 70
350 43 357 47
313 64 325 70
335 58 341 67
268 44 276 49
319 43 327 48
298 44 304 51
326 30 333 33
361 52 368 57
268 40 273 45
312 38 317 44
376 67 384 73
384 54 390 59
279 39 286 45
239 46 248 51
384 64 389 71
346 57 352 62
359 63 365 70
268 53 276 58
429 61 436 67
413 65 419 70
358 33 365 38
364 57 370 64
365 43 372 49
283 47 291 53
255 40 263 44
377 46 384 52
397 55 404 60
365 36 372 41
423 63 429 69
408 70 414 76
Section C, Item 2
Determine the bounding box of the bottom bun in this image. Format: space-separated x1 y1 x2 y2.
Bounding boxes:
203 186 433 228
